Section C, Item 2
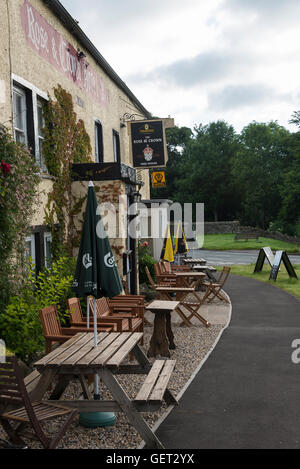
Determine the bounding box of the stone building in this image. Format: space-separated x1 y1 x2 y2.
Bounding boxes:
0 0 154 292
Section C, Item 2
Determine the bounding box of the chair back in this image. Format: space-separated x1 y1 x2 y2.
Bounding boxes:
67 297 84 324
89 297 111 317
161 261 171 273
145 266 156 288
39 305 62 338
218 266 231 286
0 356 30 409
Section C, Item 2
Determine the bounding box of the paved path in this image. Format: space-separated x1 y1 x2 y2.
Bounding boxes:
155 275 300 448
190 249 300 265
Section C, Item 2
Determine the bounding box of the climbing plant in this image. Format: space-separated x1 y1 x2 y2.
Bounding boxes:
0 127 39 313
42 85 92 258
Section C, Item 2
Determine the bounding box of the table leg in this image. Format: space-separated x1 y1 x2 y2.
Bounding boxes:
165 312 175 350
99 369 165 449
30 369 57 401
147 312 170 358
49 374 71 400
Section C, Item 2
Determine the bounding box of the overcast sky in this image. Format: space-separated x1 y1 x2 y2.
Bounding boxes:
60 0 300 133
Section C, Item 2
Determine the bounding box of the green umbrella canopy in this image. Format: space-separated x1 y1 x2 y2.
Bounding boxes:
73 181 123 299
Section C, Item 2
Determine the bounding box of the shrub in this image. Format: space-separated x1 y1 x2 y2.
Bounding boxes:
138 241 156 285
0 256 76 362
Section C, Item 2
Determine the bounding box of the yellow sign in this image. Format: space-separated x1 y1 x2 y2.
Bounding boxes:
152 170 166 188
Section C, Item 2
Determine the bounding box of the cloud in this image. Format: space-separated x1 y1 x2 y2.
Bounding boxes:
127 50 255 88
207 84 291 111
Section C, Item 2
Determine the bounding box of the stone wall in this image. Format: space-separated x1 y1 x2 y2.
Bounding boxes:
203 220 300 245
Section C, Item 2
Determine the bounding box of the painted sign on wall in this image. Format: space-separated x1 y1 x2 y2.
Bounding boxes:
20 0 109 107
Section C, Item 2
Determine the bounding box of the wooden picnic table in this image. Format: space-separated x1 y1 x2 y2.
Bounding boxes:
32 332 178 449
192 264 217 282
146 300 180 358
183 258 207 266
174 271 206 289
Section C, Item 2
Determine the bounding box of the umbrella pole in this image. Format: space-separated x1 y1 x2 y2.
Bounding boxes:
87 296 90 329
93 297 100 397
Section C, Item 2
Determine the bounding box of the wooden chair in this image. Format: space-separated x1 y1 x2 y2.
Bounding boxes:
39 305 113 354
88 297 144 340
154 263 177 287
109 294 152 327
203 266 231 303
161 261 189 273
0 356 78 449
67 297 126 332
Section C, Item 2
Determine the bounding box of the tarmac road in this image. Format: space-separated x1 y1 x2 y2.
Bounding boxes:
189 249 300 266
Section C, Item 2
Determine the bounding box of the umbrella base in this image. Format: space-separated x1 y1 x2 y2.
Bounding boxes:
79 412 116 428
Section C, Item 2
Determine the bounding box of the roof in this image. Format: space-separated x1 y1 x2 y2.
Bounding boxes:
42 0 152 119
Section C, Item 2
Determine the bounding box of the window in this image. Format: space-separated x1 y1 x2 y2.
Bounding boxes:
44 232 52 268
37 98 47 172
12 75 48 172
13 87 27 145
25 235 36 266
113 130 120 163
95 120 104 163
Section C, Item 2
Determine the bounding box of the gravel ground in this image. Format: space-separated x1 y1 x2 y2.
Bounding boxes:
0 296 230 449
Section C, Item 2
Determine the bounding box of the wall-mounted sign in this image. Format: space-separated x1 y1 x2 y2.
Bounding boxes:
129 119 167 169
151 170 166 188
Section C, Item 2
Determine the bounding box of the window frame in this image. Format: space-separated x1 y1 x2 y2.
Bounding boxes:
112 129 121 163
13 86 28 146
43 231 52 268
95 119 104 163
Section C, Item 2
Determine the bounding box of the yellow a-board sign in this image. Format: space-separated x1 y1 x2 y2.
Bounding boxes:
151 170 166 188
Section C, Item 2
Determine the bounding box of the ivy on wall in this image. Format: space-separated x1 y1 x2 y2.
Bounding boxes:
42 85 92 258
0 127 40 312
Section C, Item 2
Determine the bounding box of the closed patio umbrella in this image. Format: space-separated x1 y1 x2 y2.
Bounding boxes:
174 221 189 255
160 224 174 263
72 181 123 427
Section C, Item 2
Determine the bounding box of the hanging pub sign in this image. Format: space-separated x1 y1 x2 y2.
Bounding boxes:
129 119 167 169
151 170 166 188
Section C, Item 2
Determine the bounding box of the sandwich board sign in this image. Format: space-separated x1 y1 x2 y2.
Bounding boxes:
254 247 275 273
269 250 298 281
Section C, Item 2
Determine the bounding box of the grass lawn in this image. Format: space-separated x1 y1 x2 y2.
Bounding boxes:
220 263 300 301
199 233 300 254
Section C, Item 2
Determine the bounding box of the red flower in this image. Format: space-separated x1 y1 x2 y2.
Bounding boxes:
143 241 149 247
1 161 11 174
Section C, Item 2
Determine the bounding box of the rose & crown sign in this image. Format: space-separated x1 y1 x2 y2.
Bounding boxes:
128 119 167 169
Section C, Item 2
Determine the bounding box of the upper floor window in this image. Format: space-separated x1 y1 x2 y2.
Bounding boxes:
113 129 120 163
37 98 47 172
13 86 27 145
95 120 104 163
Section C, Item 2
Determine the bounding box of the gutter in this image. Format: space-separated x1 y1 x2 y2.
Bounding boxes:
42 0 152 119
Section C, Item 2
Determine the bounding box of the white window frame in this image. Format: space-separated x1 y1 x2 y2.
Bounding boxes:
36 97 47 172
43 232 52 268
25 235 36 266
95 119 104 163
113 129 120 163
11 74 48 171
13 86 27 146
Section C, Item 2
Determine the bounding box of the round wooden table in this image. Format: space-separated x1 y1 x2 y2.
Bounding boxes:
146 300 180 358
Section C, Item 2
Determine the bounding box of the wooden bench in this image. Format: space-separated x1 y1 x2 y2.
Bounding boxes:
234 232 259 241
135 359 178 409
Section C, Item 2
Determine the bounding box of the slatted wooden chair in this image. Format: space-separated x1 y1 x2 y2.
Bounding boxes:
39 305 113 354
88 297 144 341
67 297 134 332
161 261 190 273
109 294 151 327
0 356 78 449
203 266 231 303
154 263 177 287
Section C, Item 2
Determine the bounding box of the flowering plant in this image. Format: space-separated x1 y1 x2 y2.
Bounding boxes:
0 127 39 313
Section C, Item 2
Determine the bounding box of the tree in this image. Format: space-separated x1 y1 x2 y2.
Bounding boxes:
175 121 241 221
232 121 291 229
